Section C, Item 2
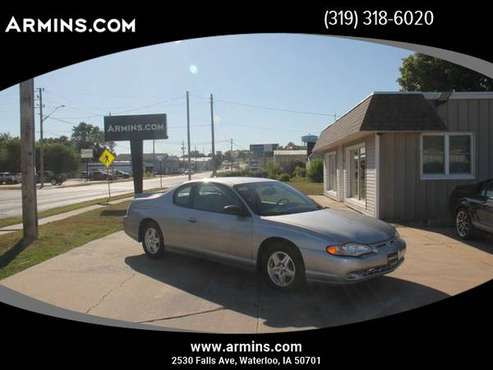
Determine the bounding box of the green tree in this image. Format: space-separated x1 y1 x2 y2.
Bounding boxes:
71 122 114 151
0 135 21 172
307 158 323 183
398 53 493 91
43 143 80 175
264 160 281 179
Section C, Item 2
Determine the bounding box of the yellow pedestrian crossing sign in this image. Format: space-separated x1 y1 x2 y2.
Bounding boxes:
99 148 115 168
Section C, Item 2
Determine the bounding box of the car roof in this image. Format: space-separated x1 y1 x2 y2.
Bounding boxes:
187 176 277 187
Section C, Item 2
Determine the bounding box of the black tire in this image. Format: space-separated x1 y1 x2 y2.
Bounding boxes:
260 242 305 291
456 207 474 240
141 220 165 259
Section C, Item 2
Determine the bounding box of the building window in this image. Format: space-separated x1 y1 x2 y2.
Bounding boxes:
421 133 474 179
422 135 445 174
346 144 366 201
326 152 337 192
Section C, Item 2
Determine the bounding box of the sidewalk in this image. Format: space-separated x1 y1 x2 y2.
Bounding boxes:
0 178 134 191
0 197 133 236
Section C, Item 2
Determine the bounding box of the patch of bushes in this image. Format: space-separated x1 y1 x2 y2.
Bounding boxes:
292 165 306 178
279 173 290 182
307 158 323 183
217 169 267 178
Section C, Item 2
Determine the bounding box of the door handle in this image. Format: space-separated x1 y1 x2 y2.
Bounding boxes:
187 217 197 223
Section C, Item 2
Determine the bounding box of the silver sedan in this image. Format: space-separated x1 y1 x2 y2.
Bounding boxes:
123 177 406 290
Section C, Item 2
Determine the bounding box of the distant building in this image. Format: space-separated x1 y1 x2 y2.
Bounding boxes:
273 149 308 170
249 143 279 169
116 153 181 174
87 161 133 174
190 157 213 172
250 143 279 158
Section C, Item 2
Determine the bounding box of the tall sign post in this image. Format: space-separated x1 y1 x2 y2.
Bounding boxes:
20 79 38 241
80 148 93 181
104 114 167 194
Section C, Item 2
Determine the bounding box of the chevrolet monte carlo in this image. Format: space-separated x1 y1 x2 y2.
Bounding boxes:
123 177 406 290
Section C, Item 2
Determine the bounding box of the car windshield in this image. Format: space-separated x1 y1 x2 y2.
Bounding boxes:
234 181 320 216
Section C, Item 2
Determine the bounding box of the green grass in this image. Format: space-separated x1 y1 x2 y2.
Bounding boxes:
287 177 323 195
0 200 131 280
0 187 164 229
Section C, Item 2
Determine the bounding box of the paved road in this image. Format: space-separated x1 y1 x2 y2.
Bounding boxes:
2 225 493 332
0 172 210 219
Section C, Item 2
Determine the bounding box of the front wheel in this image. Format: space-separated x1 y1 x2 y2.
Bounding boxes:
142 221 165 259
456 208 474 240
261 244 305 290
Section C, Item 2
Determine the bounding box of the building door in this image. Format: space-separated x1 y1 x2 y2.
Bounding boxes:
345 144 366 202
325 152 337 194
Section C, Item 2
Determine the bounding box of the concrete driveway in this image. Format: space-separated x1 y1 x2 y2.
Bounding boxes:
2 225 493 333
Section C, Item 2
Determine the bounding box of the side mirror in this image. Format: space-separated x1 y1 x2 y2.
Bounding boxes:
223 204 248 217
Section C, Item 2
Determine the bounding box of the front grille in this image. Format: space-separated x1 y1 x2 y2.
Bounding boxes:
346 258 403 280
370 237 396 249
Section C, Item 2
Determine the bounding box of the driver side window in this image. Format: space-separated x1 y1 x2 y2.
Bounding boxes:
193 182 242 214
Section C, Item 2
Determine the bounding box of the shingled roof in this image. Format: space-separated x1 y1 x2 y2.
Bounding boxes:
312 93 446 153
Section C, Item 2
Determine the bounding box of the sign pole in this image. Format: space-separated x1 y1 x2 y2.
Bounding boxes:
104 113 167 195
186 91 192 181
107 166 111 201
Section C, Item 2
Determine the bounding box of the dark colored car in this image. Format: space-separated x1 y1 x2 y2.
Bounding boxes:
450 179 493 239
90 169 115 181
36 171 67 185
114 169 130 178
0 172 19 184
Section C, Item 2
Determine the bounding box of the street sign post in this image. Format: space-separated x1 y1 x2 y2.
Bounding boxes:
99 148 115 168
99 148 115 201
81 149 93 182
104 113 167 194
81 149 93 159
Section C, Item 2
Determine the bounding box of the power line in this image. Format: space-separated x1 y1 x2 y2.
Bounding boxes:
190 92 335 117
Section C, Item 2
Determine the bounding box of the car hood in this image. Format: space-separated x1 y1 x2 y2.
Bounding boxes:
263 208 395 244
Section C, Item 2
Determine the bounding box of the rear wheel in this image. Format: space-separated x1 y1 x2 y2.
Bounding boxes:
142 221 165 258
261 242 305 290
456 208 474 240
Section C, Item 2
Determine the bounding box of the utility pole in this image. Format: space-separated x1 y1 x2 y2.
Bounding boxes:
210 93 216 176
20 79 38 242
181 141 185 172
186 91 192 180
152 139 156 174
230 138 233 172
36 87 44 188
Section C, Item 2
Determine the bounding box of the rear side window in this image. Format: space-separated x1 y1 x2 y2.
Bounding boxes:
173 184 193 207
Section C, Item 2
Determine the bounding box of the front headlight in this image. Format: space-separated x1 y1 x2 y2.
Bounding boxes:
326 243 374 257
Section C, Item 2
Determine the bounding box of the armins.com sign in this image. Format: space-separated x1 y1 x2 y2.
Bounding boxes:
104 114 167 141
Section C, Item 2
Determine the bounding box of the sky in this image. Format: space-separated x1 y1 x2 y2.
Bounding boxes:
0 34 411 156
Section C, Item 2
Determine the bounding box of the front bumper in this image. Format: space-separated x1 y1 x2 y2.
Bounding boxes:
304 237 407 284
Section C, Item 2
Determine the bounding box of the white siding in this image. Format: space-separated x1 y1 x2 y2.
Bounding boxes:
323 134 378 218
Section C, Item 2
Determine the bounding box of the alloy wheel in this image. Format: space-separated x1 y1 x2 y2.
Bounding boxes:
267 251 296 287
456 210 471 238
144 227 161 254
